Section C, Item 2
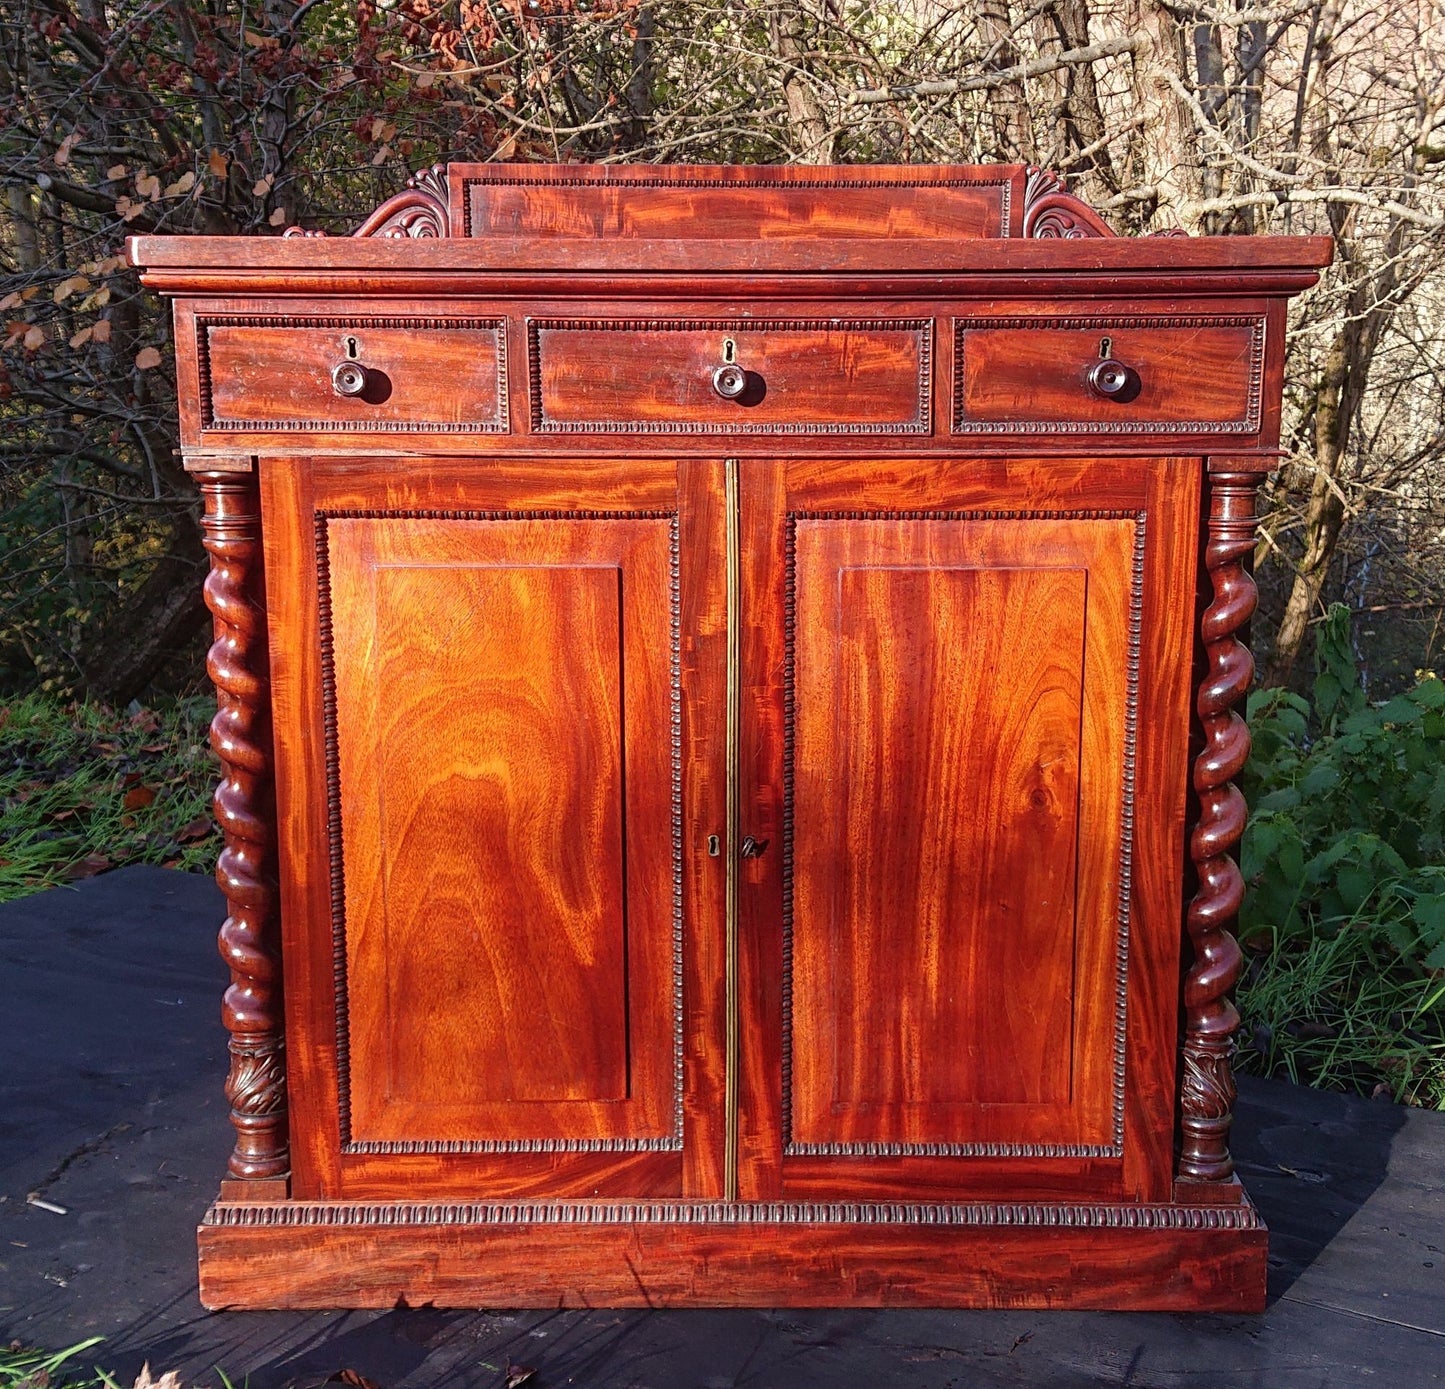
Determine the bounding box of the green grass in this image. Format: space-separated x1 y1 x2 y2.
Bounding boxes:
1236 913 1445 1109
0 694 220 903
0 1338 241 1389
0 1337 118 1388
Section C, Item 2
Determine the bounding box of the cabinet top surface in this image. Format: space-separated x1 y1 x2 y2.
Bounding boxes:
127 162 1332 287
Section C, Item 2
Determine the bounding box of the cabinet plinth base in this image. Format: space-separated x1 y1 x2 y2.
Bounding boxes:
198 1196 1268 1310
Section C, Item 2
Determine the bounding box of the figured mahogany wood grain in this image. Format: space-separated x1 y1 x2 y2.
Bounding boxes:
171 296 1297 456
326 514 677 1147
203 320 505 432
530 321 930 434
811 561 1085 1109
197 1203 1268 1310
134 162 1330 1310
461 165 1015 240
954 319 1262 432
788 516 1133 1153
129 228 1334 283
732 457 1202 1204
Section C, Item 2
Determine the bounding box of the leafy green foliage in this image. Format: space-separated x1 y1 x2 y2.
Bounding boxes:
0 695 220 903
1237 604 1445 1107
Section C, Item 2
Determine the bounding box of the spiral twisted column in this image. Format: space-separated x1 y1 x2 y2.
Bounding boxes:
1180 469 1262 1181
198 471 288 1181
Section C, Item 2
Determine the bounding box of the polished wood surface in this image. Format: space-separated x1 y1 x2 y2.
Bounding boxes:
197 1203 1268 1311
1182 467 1265 1179
730 456 1199 1207
788 516 1129 1150
197 470 288 1182
125 162 1330 1309
170 294 1287 454
457 163 1019 241
329 514 676 1146
529 319 930 434
954 318 1261 432
203 319 505 433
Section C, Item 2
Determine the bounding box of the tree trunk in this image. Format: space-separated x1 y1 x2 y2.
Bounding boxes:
6 185 41 271
769 3 834 163
1128 0 1204 227
1050 0 1119 206
978 0 1037 163
81 512 209 704
1264 462 1347 686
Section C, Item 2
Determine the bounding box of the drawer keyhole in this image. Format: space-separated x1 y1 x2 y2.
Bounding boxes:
1098 336 1112 359
344 336 360 360
722 337 737 364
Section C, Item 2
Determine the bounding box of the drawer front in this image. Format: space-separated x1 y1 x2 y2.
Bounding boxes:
198 316 507 432
953 315 1265 434
529 318 933 434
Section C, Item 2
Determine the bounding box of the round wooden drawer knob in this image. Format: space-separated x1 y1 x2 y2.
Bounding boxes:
712 364 747 400
1087 358 1131 398
331 361 369 397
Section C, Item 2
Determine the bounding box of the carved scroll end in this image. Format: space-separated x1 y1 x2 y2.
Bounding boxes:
353 164 450 239
1021 166 1116 239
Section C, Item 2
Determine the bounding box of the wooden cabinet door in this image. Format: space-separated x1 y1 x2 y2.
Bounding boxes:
262 457 725 1201
736 457 1200 1205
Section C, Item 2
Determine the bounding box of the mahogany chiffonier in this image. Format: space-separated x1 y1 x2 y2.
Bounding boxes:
127 164 1330 1311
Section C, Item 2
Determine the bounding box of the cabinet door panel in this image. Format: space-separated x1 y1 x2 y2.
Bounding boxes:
786 516 1133 1154
799 558 1087 1113
325 514 676 1149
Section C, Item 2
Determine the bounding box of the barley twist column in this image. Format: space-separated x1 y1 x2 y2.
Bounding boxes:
197 469 288 1180
1180 467 1262 1182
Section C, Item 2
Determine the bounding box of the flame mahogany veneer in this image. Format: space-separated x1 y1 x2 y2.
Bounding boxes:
127 163 1332 1311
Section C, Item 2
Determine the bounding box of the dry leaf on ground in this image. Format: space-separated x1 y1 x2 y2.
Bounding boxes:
132 1364 183 1389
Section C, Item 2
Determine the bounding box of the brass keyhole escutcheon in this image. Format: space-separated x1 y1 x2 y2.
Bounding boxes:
344 335 361 360
1089 336 1130 399
722 337 737 364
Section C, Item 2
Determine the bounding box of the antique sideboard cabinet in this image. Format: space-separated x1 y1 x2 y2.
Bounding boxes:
127 164 1331 1311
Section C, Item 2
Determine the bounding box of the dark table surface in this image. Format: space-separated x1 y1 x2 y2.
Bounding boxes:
1 866 1440 1389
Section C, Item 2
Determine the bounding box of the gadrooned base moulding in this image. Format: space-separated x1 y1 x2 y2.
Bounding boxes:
197 1196 1268 1311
